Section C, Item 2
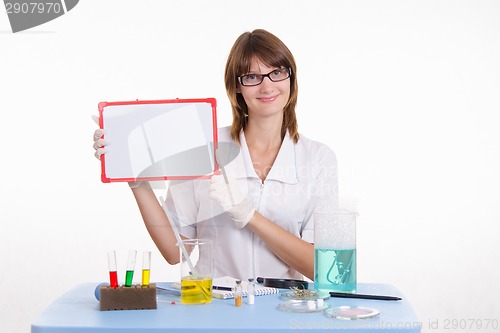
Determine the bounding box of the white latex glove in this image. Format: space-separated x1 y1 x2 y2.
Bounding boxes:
93 128 108 160
92 115 108 160
91 115 141 189
208 174 255 229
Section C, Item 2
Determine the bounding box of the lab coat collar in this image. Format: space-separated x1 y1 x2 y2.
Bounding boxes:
233 130 299 184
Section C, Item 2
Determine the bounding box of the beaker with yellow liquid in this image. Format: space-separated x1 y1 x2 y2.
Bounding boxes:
178 239 213 304
181 275 213 304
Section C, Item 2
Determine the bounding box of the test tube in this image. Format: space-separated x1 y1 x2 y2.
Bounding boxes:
142 251 151 287
107 251 118 288
124 250 137 287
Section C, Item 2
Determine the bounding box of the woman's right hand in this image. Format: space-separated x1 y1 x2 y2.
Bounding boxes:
92 115 107 160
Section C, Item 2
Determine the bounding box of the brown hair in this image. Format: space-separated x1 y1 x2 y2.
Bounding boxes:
224 29 299 144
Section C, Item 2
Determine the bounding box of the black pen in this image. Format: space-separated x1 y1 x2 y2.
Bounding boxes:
213 286 233 291
329 292 402 301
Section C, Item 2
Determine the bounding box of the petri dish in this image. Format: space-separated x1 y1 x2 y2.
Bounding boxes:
325 306 380 320
278 300 330 313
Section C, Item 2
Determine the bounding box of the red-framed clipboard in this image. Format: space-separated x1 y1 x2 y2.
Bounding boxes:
98 98 218 183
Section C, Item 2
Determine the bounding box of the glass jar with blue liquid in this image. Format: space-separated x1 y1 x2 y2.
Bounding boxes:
314 211 357 293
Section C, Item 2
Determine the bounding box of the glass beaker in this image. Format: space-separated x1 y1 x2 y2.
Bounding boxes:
314 211 357 293
178 239 213 304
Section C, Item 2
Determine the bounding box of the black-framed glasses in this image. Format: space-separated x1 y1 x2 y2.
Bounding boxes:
238 68 291 87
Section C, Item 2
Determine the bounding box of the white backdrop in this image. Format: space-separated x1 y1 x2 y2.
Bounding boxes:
1 1 499 332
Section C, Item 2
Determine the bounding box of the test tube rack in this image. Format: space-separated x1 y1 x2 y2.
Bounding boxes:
99 283 157 311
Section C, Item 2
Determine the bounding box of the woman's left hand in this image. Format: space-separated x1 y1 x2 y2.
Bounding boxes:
208 174 255 228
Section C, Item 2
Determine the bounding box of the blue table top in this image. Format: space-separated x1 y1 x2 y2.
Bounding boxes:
31 283 421 332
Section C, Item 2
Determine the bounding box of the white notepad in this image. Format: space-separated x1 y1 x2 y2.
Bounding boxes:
211 276 279 299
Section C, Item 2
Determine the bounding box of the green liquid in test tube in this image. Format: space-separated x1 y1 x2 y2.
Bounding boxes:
124 250 137 287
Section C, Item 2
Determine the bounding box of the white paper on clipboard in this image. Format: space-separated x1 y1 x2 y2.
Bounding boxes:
98 98 218 183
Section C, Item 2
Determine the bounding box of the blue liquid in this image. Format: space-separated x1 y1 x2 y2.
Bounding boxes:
314 248 356 293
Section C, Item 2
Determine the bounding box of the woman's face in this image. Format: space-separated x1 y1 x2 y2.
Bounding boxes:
238 59 290 120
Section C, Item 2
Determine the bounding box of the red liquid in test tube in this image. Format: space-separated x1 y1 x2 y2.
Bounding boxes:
109 271 118 288
108 251 119 288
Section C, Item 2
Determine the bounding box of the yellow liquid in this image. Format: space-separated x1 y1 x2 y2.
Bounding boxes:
181 275 213 304
142 269 150 286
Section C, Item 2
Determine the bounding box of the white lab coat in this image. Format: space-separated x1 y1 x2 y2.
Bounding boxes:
165 126 338 280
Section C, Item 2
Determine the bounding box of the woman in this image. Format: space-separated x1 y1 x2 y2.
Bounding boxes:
93 29 338 281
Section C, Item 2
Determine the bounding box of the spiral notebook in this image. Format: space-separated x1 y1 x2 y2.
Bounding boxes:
211 276 279 299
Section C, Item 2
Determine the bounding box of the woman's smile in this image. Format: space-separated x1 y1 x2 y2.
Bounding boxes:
257 94 280 103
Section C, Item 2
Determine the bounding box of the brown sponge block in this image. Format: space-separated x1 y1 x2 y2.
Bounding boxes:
99 283 157 311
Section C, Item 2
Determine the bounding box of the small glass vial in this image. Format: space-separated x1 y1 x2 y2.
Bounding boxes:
316 298 324 309
234 280 243 307
247 278 255 304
